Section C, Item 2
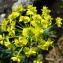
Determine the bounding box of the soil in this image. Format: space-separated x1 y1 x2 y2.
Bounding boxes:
45 36 63 63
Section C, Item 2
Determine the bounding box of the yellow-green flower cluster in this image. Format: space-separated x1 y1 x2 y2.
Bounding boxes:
1 4 62 63
19 16 30 23
41 6 53 28
56 17 62 27
11 55 22 63
12 5 24 12
24 47 37 57
1 19 8 31
26 5 37 15
4 41 12 49
8 12 20 21
42 6 51 16
14 36 27 47
38 38 53 50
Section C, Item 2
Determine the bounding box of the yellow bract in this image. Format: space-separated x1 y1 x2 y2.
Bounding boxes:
24 47 37 57
32 14 42 21
26 5 37 15
1 19 8 31
38 38 53 50
11 56 21 62
33 27 44 37
0 35 3 41
33 60 42 63
22 28 29 37
14 37 27 47
12 5 24 12
19 37 27 46
7 27 15 36
31 20 37 27
19 16 30 23
5 41 12 49
8 12 20 20
0 35 4 45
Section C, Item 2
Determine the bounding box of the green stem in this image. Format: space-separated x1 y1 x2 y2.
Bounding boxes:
3 33 5 46
17 47 23 56
18 22 24 27
16 25 23 29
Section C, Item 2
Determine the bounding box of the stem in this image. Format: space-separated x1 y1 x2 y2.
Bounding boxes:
30 15 32 27
18 22 24 27
16 29 22 32
3 33 5 45
17 47 23 56
16 25 23 29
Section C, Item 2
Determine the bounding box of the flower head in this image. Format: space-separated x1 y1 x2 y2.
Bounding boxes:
26 5 37 15
8 12 20 20
12 5 24 12
19 16 30 23
24 47 37 57
11 56 21 62
56 17 62 27
14 37 27 47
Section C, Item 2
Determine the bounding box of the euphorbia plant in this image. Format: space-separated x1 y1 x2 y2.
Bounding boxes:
0 4 62 63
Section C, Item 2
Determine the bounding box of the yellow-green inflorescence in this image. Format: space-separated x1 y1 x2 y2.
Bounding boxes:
0 4 63 63
56 17 62 27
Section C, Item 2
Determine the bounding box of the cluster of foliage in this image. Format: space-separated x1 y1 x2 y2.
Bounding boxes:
0 4 62 63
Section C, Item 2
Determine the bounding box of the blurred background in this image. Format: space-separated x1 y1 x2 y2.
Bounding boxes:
0 0 63 17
